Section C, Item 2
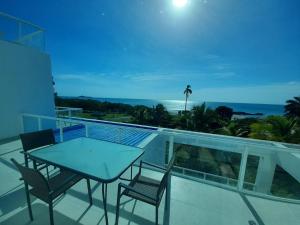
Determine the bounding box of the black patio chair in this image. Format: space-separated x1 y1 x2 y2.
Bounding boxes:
20 129 56 178
115 156 175 225
11 158 93 225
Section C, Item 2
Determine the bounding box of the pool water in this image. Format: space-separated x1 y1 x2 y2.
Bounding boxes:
54 122 156 147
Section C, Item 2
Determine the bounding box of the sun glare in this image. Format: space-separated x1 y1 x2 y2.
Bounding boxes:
172 0 188 8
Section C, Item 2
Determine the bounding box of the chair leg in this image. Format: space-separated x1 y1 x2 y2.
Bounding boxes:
33 160 37 170
155 205 159 225
24 155 29 168
87 179 93 205
49 201 54 225
115 184 121 225
25 183 33 221
46 166 50 180
102 183 108 225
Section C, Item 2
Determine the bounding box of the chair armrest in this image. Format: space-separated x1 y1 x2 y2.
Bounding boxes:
141 161 166 171
119 183 157 201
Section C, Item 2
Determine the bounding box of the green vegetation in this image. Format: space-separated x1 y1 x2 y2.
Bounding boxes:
56 95 300 144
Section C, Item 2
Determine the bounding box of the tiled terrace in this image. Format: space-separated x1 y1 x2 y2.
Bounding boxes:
1 138 300 225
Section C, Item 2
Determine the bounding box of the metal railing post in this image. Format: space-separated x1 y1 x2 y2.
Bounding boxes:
118 128 122 143
85 124 89 137
59 120 63 142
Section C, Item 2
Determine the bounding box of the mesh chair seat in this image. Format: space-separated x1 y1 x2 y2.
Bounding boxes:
115 156 175 225
124 175 160 205
29 171 82 203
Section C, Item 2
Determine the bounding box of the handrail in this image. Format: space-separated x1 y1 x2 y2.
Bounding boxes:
160 128 300 154
173 165 255 188
21 113 300 154
24 112 158 130
0 12 44 30
17 30 44 42
0 12 45 51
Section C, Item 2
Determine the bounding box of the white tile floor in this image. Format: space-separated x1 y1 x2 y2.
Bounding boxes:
0 139 299 225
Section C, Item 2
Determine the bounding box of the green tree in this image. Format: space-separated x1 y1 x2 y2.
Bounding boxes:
191 103 221 132
152 104 170 127
285 96 300 119
132 105 152 125
183 85 192 112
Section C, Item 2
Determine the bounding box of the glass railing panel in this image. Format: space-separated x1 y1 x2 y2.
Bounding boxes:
271 165 300 200
0 12 45 51
243 155 259 191
165 139 243 188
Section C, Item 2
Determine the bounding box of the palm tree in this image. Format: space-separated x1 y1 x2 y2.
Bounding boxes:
285 96 300 119
184 85 192 112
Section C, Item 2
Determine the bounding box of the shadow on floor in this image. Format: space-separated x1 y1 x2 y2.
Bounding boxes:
0 203 85 225
0 158 20 172
0 186 30 216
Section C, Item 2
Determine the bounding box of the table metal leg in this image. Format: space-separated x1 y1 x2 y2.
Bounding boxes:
102 183 109 225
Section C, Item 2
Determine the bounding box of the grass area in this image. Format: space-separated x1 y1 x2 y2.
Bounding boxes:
101 113 132 122
75 112 133 123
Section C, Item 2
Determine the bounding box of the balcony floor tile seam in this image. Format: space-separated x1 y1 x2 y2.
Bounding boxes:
240 193 265 225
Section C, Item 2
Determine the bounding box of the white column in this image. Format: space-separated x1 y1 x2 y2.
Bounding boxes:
255 154 276 194
85 124 89 137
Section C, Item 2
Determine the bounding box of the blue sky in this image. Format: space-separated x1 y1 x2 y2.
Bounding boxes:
1 0 300 104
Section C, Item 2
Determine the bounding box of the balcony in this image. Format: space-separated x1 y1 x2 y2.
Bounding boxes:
1 113 300 225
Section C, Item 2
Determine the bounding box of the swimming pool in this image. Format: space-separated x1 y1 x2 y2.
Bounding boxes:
54 118 157 147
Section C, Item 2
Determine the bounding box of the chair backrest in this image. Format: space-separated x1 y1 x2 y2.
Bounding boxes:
11 158 49 192
157 154 175 201
20 129 55 152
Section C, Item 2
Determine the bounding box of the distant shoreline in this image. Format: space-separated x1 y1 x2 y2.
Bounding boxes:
62 96 284 116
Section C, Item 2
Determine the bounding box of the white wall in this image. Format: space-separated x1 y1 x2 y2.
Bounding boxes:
0 40 55 140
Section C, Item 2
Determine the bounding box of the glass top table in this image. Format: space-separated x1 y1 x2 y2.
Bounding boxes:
29 137 144 225
29 137 144 182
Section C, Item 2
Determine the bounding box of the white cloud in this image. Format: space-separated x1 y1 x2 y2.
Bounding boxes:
212 72 236 78
123 73 183 81
193 82 300 104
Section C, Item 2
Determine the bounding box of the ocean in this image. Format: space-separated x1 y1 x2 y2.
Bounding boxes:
76 97 285 116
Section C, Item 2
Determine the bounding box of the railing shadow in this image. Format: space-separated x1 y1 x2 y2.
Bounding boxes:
0 202 85 225
0 186 29 216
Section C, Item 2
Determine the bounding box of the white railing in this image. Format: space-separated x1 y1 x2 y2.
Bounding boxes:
21 113 155 144
0 12 45 51
173 165 256 190
20 113 300 204
55 106 83 118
